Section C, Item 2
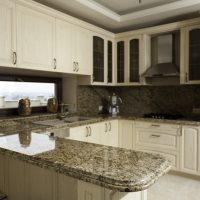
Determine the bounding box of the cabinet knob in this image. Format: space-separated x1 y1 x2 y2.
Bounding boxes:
86 127 89 137
150 134 161 138
73 62 76 71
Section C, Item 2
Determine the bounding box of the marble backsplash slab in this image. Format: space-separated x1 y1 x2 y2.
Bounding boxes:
77 85 200 117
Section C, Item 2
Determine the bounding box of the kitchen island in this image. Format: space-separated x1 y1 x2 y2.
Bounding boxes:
0 128 171 200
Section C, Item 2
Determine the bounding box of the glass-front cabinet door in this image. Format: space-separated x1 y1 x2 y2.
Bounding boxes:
183 25 200 84
93 36 104 83
129 37 140 84
92 35 114 85
117 41 125 84
107 40 113 84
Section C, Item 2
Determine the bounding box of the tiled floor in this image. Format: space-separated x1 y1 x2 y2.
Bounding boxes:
148 172 200 200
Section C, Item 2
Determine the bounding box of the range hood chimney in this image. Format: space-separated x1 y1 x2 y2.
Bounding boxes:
144 34 180 78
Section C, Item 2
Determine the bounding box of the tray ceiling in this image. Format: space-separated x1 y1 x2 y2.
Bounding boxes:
34 0 200 32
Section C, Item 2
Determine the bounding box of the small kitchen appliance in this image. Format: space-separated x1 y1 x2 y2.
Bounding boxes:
108 93 122 116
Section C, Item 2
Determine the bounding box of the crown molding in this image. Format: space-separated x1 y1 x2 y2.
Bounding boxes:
76 0 200 22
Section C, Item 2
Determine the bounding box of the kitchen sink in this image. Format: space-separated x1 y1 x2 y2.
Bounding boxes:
63 116 93 123
33 116 94 126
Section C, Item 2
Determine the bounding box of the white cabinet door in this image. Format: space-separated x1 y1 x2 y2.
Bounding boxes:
4 157 25 200
16 5 55 71
88 123 101 144
78 180 104 200
0 154 5 194
69 125 89 142
25 163 55 200
56 19 74 73
106 120 118 147
75 26 91 75
181 126 199 175
0 0 16 67
118 120 133 149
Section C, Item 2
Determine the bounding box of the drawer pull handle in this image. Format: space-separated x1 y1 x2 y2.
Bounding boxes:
151 124 160 127
86 127 89 137
151 134 161 138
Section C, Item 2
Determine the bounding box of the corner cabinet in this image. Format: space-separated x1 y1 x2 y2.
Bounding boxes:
92 34 114 85
16 4 56 71
181 25 200 84
181 126 200 175
0 0 16 68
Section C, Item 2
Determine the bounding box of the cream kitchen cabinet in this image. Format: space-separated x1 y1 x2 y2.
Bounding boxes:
134 121 181 170
181 25 200 84
181 126 200 175
16 4 56 71
118 120 134 149
99 120 118 147
68 123 101 144
92 34 115 85
0 0 16 68
55 19 74 73
74 26 91 75
56 19 91 75
78 180 104 200
0 154 5 194
68 120 118 147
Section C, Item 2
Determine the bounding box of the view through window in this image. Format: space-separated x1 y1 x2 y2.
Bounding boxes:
0 81 56 108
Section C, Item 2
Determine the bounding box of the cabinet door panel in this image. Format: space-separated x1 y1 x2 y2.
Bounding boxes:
56 19 73 73
69 126 88 142
93 36 104 82
78 180 104 200
5 157 25 200
129 39 139 83
0 0 15 67
181 127 198 174
76 27 91 75
119 120 133 149
17 5 55 70
0 154 5 194
117 41 125 83
25 164 55 200
57 173 77 200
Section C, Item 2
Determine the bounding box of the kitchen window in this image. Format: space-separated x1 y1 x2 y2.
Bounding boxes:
0 75 62 115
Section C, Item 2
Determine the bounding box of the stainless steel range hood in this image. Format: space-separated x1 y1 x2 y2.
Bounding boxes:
144 34 180 78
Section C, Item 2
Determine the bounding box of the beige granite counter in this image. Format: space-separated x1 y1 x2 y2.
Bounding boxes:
0 131 171 192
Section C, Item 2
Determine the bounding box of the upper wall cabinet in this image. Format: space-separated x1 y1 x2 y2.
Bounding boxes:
182 25 200 84
0 0 16 68
56 20 91 75
74 26 91 75
115 36 142 85
116 40 126 84
128 36 142 84
92 34 114 85
16 4 56 71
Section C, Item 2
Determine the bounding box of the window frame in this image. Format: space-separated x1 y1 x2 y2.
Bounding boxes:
0 74 62 116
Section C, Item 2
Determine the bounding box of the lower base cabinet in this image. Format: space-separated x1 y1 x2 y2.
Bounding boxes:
0 155 147 200
181 126 200 175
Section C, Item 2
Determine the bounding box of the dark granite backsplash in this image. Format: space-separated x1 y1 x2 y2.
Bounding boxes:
77 85 200 117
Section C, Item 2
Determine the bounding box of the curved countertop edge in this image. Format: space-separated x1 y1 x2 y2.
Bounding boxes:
0 147 172 192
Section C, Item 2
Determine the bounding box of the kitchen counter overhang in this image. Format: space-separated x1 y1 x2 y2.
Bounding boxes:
0 132 171 192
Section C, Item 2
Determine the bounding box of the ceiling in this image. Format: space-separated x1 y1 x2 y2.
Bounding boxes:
34 0 200 32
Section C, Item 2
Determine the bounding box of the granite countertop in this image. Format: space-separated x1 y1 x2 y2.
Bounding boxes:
0 132 171 192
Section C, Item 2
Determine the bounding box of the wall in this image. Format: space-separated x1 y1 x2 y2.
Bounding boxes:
77 85 200 116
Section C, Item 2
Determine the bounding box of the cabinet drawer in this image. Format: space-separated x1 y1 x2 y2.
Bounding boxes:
135 121 180 133
135 128 179 150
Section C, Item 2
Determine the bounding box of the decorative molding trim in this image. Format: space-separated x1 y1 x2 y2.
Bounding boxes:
76 0 200 22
